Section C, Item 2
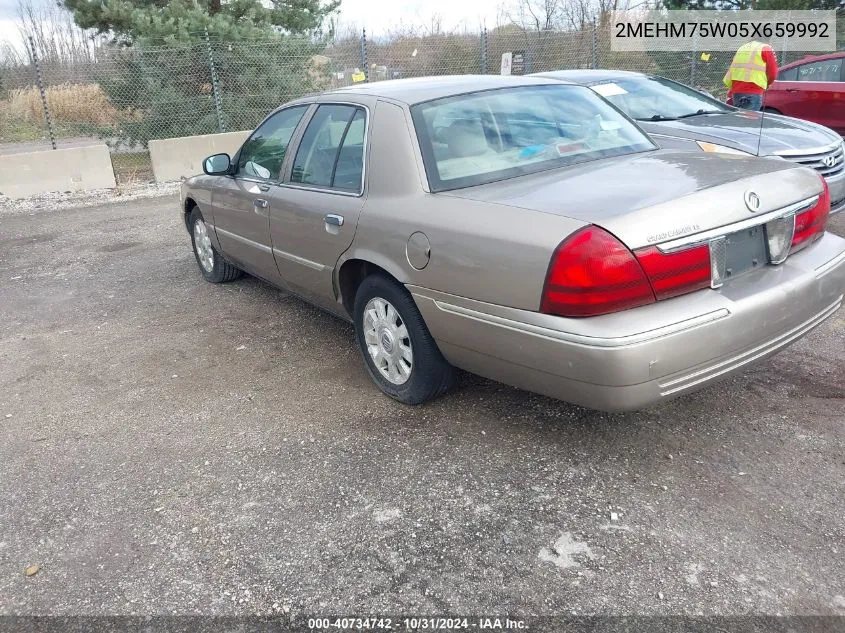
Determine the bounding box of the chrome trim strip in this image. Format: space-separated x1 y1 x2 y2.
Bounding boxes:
814 248 845 280
429 299 730 349
232 176 274 187
215 227 272 254
648 133 694 142
277 182 362 198
658 296 842 395
657 195 818 253
272 247 325 271
774 141 843 157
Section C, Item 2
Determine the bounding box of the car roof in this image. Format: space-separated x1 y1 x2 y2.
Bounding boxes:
532 69 646 84
324 74 574 104
780 51 845 70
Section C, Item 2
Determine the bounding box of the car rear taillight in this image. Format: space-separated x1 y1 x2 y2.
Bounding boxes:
540 226 655 317
791 177 830 254
541 226 714 318
633 243 712 301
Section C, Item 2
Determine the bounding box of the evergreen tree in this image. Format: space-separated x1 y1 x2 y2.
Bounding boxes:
64 0 339 146
62 0 339 44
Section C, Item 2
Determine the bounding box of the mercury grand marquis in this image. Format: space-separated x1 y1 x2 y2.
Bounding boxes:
180 75 845 411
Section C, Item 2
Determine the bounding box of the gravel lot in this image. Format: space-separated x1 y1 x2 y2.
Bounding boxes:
1 193 844 619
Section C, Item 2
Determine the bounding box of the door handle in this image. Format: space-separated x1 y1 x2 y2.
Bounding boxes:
253 198 269 209
786 88 799 93
324 214 344 226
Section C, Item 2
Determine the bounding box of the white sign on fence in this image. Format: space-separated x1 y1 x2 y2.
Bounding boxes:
500 52 512 76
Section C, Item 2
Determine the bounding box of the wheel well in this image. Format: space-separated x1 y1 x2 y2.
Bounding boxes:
763 106 781 114
184 197 197 231
338 259 397 316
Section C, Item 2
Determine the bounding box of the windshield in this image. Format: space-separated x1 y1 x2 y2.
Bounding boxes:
410 84 656 192
589 76 731 121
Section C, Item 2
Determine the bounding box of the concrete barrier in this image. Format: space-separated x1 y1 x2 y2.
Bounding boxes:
0 145 116 199
148 131 250 183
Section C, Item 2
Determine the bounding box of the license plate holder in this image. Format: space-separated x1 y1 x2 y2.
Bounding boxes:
724 225 768 280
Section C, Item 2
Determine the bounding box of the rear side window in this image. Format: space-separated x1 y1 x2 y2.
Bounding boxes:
411 84 655 192
778 67 798 81
290 104 366 193
796 59 842 82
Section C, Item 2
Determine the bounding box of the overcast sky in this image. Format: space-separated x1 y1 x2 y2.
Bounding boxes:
0 0 19 57
0 0 504 53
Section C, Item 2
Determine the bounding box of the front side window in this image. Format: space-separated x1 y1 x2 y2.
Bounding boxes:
411 85 655 192
796 59 842 82
590 76 731 121
237 105 308 180
291 104 366 192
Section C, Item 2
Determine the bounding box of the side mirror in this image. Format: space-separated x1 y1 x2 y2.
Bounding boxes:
203 153 231 175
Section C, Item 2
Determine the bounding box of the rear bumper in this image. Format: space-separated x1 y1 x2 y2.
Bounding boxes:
410 232 845 412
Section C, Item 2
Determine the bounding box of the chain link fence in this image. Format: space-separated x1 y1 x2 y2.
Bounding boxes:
1 18 843 183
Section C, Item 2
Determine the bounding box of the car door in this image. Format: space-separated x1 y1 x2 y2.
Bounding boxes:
266 103 367 309
764 66 802 115
792 58 843 131
212 105 309 280
767 59 844 130
822 58 845 134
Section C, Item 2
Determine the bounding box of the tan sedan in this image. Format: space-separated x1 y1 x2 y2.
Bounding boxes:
180 75 845 411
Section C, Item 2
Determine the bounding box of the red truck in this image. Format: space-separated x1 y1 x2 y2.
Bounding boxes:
763 52 845 136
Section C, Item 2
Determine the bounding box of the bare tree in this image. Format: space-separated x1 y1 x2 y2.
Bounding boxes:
564 0 653 29
502 0 648 33
503 0 566 31
16 0 100 66
0 39 26 66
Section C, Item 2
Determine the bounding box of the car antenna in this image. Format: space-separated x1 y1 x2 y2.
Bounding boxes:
757 36 778 158
756 94 765 157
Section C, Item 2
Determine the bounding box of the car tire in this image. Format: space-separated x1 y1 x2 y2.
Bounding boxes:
188 207 242 283
353 274 456 405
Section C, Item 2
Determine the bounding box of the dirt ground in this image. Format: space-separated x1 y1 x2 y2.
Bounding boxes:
0 195 844 619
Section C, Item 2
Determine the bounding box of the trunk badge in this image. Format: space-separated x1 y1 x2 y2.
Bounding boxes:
744 191 761 213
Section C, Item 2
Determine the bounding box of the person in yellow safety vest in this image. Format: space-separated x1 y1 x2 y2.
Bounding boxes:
724 41 779 111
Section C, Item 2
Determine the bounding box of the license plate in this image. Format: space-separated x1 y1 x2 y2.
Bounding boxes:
723 225 768 280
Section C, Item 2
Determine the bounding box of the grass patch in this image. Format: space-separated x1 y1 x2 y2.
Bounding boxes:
0 83 125 143
7 83 120 127
0 106 47 142
111 151 155 186
0 103 83 143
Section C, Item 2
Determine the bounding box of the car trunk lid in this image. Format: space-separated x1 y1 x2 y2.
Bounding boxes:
442 149 821 250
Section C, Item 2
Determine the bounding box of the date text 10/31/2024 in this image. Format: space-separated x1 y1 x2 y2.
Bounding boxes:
307 617 528 630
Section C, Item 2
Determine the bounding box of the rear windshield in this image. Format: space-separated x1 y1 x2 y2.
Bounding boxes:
410 84 655 192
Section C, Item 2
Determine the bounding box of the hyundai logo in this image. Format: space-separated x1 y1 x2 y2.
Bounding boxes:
822 155 836 168
744 190 761 213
